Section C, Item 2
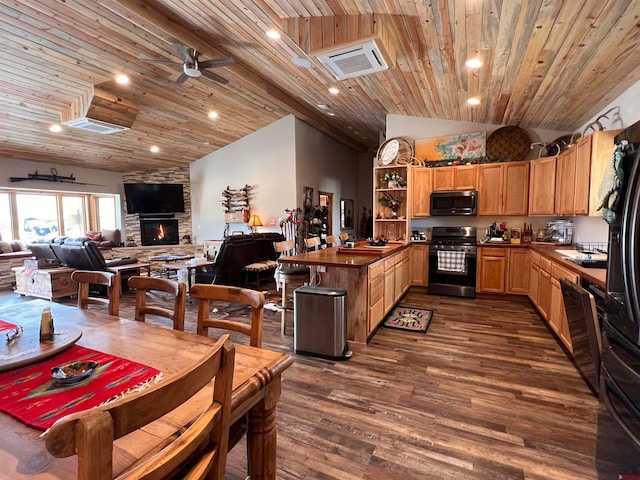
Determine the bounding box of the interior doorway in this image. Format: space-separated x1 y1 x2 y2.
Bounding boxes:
318 191 333 234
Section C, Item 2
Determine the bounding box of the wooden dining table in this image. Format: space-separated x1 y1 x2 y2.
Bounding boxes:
0 299 293 479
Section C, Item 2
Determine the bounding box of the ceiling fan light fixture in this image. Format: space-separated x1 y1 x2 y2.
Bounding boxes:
183 64 201 77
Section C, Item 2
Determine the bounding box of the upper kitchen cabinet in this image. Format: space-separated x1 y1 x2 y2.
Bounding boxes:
432 165 478 191
555 144 577 215
529 156 557 215
410 167 433 217
478 161 529 216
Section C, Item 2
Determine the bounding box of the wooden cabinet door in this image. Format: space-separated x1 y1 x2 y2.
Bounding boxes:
394 261 403 303
588 130 621 216
503 161 530 215
506 248 530 294
550 276 573 352
537 268 552 320
574 136 592 215
432 167 455 191
384 257 395 314
529 156 557 215
529 262 539 306
477 247 506 293
478 163 503 216
453 165 478 190
368 261 385 334
555 146 576 215
409 244 428 286
411 168 433 217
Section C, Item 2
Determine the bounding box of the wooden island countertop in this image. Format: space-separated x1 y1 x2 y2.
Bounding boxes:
279 241 409 345
277 241 406 268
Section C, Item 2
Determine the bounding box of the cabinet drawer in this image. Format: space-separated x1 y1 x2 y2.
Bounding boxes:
384 256 395 271
530 251 540 266
551 263 579 283
369 260 384 279
481 247 506 257
539 256 552 272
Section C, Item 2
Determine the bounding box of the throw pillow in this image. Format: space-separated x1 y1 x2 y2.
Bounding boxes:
85 231 102 241
9 241 25 252
0 241 12 254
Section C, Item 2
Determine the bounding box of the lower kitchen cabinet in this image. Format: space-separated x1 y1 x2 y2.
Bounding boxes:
368 249 411 335
549 264 579 351
477 246 530 295
409 244 428 286
477 247 506 293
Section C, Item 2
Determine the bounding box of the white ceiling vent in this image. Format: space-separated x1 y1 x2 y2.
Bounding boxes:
62 117 129 135
315 38 390 80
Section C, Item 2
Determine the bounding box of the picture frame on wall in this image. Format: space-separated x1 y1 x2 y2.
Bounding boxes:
340 199 354 230
415 131 486 163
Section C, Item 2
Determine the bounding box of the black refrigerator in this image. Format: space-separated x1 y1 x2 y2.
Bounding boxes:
597 122 640 476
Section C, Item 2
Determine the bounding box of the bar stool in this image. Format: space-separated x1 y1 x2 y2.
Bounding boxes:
274 239 310 335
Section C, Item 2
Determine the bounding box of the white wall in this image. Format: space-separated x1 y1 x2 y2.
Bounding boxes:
190 116 297 242
0 158 123 194
294 118 359 237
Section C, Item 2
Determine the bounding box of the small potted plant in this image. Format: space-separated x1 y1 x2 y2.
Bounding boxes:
379 192 404 218
383 171 404 189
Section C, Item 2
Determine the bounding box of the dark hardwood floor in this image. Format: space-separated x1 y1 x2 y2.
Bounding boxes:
0 285 615 479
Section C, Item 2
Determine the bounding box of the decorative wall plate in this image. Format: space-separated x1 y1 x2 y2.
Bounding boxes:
376 137 414 166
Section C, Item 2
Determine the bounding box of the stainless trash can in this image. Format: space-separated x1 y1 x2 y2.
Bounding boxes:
294 285 351 360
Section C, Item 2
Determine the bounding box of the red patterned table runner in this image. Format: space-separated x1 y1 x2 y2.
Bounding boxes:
0 320 17 333
0 345 161 430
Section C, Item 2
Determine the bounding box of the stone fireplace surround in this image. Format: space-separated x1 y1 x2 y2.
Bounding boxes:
122 166 192 248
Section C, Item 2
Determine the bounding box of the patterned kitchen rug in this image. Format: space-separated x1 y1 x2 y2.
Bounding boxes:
383 305 433 333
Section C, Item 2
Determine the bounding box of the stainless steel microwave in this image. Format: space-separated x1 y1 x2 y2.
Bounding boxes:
430 190 478 216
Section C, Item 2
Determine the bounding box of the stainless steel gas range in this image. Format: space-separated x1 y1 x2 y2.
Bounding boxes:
428 226 477 298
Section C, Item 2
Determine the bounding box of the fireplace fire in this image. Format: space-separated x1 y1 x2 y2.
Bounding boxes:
140 219 179 246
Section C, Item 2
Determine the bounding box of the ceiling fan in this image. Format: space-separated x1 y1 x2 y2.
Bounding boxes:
147 41 234 85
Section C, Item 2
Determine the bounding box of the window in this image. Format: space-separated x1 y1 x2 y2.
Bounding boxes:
62 196 86 237
16 193 59 243
0 188 119 242
96 196 117 230
0 193 12 241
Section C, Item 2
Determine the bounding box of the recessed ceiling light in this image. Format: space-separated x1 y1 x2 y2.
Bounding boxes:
266 30 281 40
467 97 481 105
328 86 339 95
208 111 219 119
465 59 483 69
316 104 328 110
49 124 62 133
115 74 129 84
150 145 160 153
326 111 336 117
292 57 312 68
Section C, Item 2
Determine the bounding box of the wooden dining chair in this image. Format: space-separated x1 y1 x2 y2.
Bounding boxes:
340 232 350 244
45 335 235 480
274 239 310 335
189 284 264 348
127 276 187 331
71 270 120 317
325 234 340 247
304 236 322 251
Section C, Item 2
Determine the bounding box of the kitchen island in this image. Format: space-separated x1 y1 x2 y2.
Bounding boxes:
278 242 409 344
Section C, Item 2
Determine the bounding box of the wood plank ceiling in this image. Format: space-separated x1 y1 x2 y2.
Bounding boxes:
1 0 639 173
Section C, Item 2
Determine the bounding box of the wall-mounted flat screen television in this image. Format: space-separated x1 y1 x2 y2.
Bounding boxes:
124 183 185 214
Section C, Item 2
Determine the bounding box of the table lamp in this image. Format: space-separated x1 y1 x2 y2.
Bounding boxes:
247 214 262 233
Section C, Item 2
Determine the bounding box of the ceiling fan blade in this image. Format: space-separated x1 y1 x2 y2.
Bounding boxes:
198 57 235 69
171 41 193 63
176 72 190 84
201 69 229 84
